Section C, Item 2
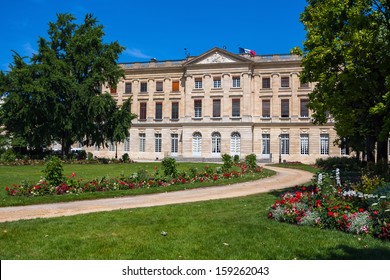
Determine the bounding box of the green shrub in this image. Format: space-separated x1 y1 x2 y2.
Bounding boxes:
353 175 386 194
161 157 178 177
43 156 64 186
189 167 198 178
87 152 94 161
1 149 17 162
245 154 257 170
122 153 129 163
221 154 233 172
315 157 362 171
233 154 240 164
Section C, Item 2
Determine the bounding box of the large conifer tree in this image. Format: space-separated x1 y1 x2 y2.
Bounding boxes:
0 13 135 156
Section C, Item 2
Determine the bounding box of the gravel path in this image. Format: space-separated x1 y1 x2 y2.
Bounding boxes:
0 166 313 223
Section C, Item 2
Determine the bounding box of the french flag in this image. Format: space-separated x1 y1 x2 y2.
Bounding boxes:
239 47 256 56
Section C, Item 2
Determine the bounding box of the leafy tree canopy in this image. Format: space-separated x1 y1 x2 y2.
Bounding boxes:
0 13 135 156
300 0 390 161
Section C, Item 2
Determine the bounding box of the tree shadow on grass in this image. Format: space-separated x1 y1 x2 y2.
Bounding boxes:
310 245 390 260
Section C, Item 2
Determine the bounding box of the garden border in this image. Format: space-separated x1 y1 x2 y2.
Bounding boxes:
0 166 313 222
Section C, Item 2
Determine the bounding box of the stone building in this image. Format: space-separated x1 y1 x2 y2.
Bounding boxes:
90 47 341 164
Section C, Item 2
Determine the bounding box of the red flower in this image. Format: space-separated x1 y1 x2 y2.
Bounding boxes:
328 211 334 217
359 208 364 213
5 186 9 191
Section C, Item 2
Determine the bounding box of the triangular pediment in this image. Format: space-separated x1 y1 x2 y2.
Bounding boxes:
183 47 252 66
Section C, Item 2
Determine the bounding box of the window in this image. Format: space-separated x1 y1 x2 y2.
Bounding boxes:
232 99 240 117
194 100 202 118
172 80 180 92
125 82 132 94
232 76 241 88
156 81 163 92
171 102 179 120
194 78 203 89
300 134 309 155
139 102 147 120
171 134 179 154
280 134 289 155
155 102 163 120
262 134 270 156
212 132 221 154
110 86 117 94
341 138 349 155
262 77 271 89
281 76 290 88
108 141 115 152
262 99 271 118
230 132 241 156
300 99 309 118
213 77 221 88
281 99 290 118
139 133 146 152
155 133 162 152
124 137 130 152
192 132 202 156
320 134 329 155
213 99 221 118
140 82 148 92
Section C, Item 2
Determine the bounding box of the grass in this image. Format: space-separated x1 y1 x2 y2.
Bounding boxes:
0 162 275 207
1 191 389 260
1 162 388 260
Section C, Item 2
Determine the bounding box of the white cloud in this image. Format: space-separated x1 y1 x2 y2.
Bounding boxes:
23 42 37 57
124 48 152 59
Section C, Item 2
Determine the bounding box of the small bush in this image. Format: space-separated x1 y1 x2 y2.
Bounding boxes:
245 154 257 170
87 152 94 161
233 154 240 164
221 154 233 172
1 149 17 162
122 153 130 163
315 157 362 171
353 175 385 194
161 157 178 177
43 156 64 186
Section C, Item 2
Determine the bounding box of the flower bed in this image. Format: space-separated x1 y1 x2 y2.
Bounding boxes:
5 164 263 197
268 171 390 240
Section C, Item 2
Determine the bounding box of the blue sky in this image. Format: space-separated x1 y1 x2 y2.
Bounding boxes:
1 0 308 71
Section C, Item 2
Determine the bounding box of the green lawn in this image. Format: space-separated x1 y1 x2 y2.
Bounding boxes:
1 162 388 260
1 191 389 259
0 162 274 207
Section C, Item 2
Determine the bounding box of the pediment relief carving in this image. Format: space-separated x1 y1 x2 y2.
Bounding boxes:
196 52 236 64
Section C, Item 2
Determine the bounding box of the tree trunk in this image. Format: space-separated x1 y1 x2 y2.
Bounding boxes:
366 136 375 163
377 140 388 163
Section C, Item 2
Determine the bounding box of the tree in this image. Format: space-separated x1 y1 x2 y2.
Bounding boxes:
109 97 137 159
300 0 390 163
0 13 133 156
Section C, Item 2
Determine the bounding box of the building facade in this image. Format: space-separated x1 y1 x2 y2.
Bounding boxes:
89 47 341 164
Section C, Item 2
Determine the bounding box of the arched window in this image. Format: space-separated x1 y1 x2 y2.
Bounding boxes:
192 132 202 156
230 132 241 156
211 132 221 155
